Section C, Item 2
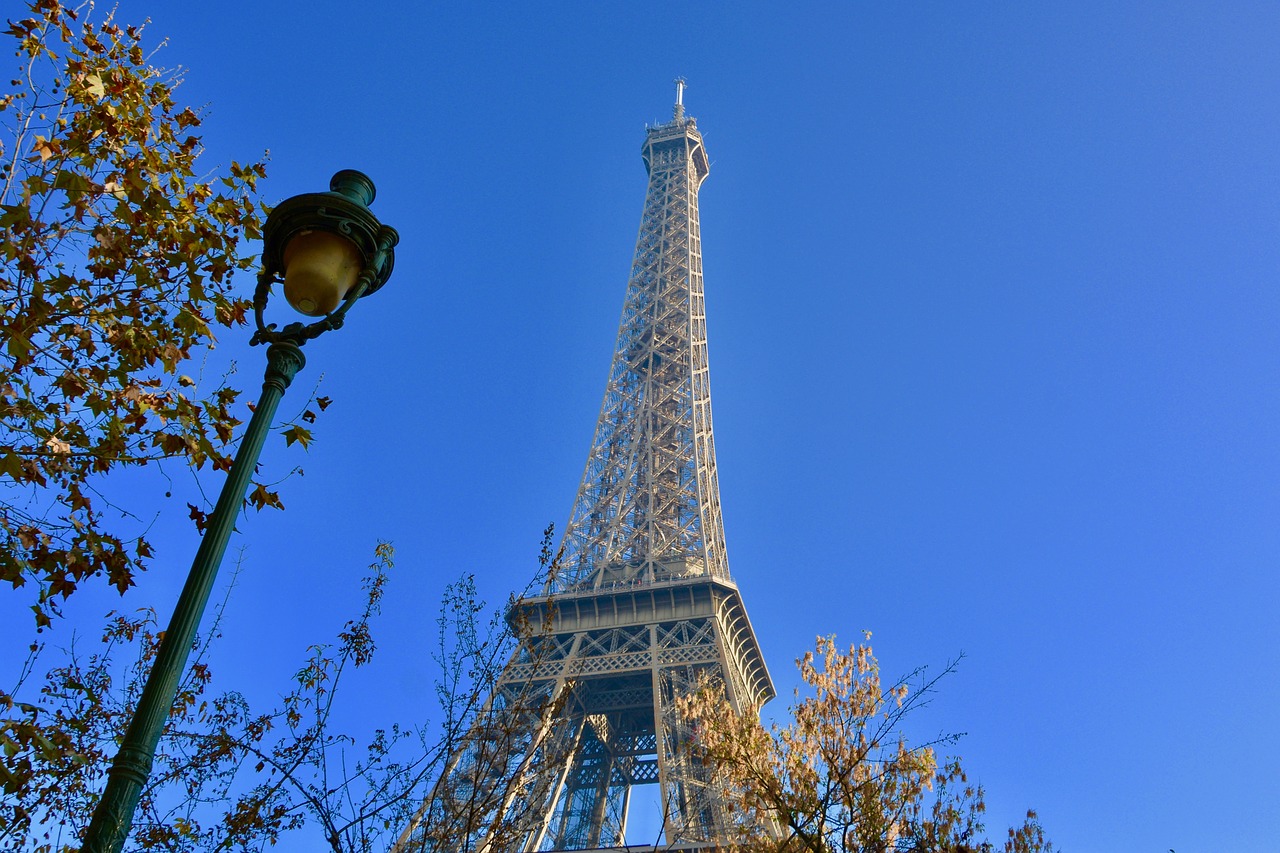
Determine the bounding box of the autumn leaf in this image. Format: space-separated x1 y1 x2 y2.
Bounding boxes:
80 72 104 99
282 425 311 449
187 503 208 534
247 484 284 511
0 453 26 480
30 135 59 161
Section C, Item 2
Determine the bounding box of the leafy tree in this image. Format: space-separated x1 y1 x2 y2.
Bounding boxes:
679 635 1055 853
3 545 405 851
2 533 569 853
0 0 270 629
0 1 343 843
393 531 574 853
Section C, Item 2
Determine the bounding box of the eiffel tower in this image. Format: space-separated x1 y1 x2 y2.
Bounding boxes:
398 81 773 853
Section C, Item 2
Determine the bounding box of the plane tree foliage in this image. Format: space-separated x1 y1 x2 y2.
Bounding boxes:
0 0 338 844
679 636 1055 853
0 0 272 629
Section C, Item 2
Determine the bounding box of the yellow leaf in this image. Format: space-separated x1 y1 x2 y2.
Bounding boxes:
83 74 105 99
32 136 59 162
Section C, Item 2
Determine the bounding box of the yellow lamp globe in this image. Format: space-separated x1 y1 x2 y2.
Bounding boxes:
281 229 363 317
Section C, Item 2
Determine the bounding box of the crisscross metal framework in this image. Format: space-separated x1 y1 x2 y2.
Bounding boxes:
556 105 724 594
397 90 773 853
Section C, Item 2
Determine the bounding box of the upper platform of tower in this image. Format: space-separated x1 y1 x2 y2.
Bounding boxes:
642 78 709 183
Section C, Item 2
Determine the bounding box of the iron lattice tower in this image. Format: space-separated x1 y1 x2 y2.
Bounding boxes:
399 82 773 853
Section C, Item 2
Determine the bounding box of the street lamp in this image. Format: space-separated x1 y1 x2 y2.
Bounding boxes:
82 171 399 853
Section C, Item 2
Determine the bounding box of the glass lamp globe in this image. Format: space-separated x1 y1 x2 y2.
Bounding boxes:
281 229 363 316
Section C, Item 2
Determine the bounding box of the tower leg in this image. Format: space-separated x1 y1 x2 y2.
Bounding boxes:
521 714 586 852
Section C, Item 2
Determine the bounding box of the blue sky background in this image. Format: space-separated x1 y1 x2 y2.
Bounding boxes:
4 2 1279 851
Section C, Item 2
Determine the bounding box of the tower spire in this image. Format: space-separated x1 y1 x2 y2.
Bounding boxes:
673 75 687 121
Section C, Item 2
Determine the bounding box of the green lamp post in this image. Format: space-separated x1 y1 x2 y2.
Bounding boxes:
81 171 399 853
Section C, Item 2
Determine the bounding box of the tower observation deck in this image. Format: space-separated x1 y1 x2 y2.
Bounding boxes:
397 82 773 853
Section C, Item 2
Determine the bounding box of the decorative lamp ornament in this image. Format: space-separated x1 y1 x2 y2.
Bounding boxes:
253 169 398 344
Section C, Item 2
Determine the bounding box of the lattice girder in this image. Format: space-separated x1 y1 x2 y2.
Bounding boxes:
557 114 725 594
397 93 774 853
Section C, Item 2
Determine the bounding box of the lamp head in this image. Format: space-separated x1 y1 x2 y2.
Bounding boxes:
261 170 397 317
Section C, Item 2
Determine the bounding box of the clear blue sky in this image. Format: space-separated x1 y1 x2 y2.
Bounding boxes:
5 3 1278 851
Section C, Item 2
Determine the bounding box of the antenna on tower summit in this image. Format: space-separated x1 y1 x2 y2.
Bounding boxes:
673 76 687 121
